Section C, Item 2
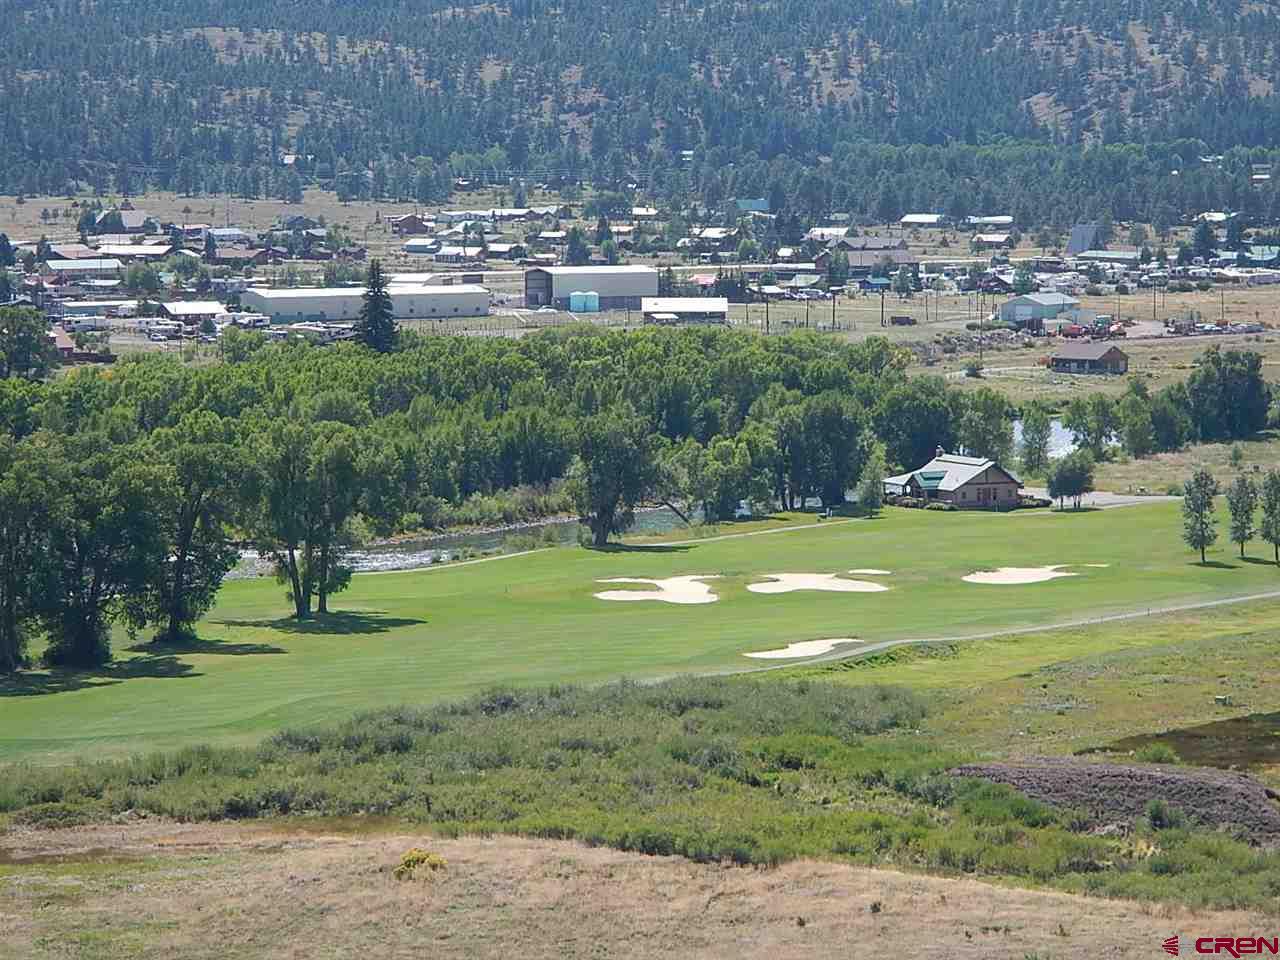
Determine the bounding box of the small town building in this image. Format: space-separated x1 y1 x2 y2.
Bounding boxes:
884 450 1022 509
640 297 729 324
899 213 943 227
1049 342 1129 375
240 284 490 322
523 265 658 309
160 301 228 324
1076 250 1141 266
388 214 434 235
93 244 174 262
972 233 1012 249
45 258 123 280
998 292 1080 330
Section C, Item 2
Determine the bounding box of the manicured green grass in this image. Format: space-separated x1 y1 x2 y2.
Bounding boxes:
4 501 1277 762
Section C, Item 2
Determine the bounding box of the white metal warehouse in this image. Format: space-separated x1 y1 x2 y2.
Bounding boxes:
240 285 490 323
523 265 658 309
640 297 729 324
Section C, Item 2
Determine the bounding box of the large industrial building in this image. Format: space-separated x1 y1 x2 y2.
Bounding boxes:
523 265 658 310
240 285 490 323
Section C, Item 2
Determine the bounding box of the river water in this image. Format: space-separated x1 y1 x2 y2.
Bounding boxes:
231 506 690 578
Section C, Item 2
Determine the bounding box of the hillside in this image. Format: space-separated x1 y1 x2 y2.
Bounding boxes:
3 0 1280 223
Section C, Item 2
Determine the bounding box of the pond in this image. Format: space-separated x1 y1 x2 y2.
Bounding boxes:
1011 417 1077 460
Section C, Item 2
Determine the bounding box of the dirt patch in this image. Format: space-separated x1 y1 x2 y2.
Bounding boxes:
0 820 1271 959
951 758 1280 843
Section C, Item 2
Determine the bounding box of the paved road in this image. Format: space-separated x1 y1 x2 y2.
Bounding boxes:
1022 487 1181 509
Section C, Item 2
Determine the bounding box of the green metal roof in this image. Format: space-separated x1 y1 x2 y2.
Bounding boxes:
916 470 947 490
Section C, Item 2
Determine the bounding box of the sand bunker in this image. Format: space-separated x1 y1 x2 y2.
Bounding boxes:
962 565 1079 585
849 568 892 576
743 638 861 660
594 575 720 604
747 574 889 595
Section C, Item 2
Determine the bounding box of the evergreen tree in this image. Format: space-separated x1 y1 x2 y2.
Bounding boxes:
355 260 396 353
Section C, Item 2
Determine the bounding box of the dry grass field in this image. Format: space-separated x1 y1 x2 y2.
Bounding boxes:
1 820 1265 960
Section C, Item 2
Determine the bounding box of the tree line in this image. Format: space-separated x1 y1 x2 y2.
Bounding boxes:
3 0 1280 227
2 308 1026 673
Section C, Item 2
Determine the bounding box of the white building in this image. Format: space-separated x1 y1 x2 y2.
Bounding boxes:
900 213 944 227
523 265 659 309
240 284 490 323
641 297 729 324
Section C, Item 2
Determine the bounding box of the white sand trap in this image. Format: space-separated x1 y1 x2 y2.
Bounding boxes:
593 575 720 604
1084 563 1111 568
746 573 889 594
962 565 1078 585
849 568 892 576
743 638 861 660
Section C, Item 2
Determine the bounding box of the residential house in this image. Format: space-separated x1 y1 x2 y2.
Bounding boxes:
1050 342 1129 375
388 213 434 235
94 209 158 235
972 233 1012 250
884 450 1022 509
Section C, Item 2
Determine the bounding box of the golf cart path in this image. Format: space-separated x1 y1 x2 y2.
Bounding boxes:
1021 487 1182 510
723 587 1280 677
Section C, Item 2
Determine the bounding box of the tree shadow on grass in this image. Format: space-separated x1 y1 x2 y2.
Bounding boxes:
586 543 693 554
212 611 427 636
1194 560 1240 570
1241 557 1280 567
0 655 200 698
125 637 287 656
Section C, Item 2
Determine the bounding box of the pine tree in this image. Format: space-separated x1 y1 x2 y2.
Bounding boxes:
355 260 396 353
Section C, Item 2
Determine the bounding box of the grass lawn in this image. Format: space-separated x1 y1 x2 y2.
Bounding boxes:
4 501 1278 763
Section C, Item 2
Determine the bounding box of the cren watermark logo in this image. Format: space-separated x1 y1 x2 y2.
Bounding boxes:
1163 936 1280 957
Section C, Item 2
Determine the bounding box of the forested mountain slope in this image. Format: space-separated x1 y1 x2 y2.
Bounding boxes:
4 0 1280 221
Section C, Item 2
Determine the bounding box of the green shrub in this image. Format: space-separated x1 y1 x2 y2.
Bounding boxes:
1145 799 1188 831
1134 743 1181 764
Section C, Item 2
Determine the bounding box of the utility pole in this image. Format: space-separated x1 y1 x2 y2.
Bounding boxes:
831 288 837 330
880 289 885 327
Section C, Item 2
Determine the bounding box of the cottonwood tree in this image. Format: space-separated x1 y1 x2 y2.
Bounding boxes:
1182 468 1220 564
958 387 1013 463
0 437 61 673
355 260 396 353
857 439 887 515
567 406 659 546
1064 394 1116 460
39 434 168 667
1019 400 1053 475
1227 473 1259 558
0 307 59 381
1259 469 1280 564
140 412 246 643
1046 450 1095 510
247 419 376 618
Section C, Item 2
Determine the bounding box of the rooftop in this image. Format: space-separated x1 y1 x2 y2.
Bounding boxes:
1053 341 1127 361
886 452 1020 493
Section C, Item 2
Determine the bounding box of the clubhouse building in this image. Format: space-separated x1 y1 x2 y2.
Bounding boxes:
884 449 1022 509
